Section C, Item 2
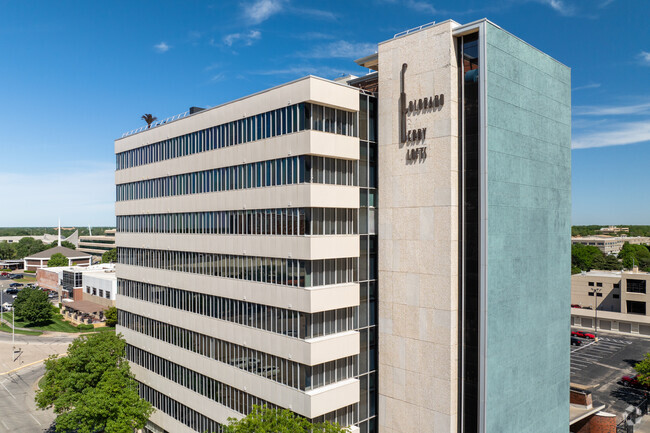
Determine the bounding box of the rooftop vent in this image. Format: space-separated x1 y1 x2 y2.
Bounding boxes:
190 106 205 115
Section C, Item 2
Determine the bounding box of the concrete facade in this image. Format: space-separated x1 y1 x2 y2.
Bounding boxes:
572 270 650 315
115 18 570 433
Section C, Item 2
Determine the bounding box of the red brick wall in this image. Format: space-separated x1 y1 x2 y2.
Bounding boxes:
73 287 84 301
570 413 616 433
570 391 593 406
37 269 60 291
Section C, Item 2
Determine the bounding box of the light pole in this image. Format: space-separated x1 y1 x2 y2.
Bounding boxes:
592 287 602 341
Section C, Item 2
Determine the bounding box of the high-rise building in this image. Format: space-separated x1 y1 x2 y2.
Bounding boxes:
115 19 570 433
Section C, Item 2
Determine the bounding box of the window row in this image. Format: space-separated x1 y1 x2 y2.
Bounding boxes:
117 103 358 170
119 279 356 339
117 248 358 288
85 286 112 299
131 347 276 423
116 208 358 236
120 311 356 391
138 382 226 433
116 155 357 202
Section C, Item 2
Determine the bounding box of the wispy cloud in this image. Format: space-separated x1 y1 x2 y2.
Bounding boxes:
572 121 650 149
639 51 650 65
300 40 376 59
223 30 261 47
536 0 576 16
210 72 226 82
404 0 436 14
243 0 285 24
288 6 337 20
252 65 357 78
154 42 170 53
574 102 650 116
572 83 601 92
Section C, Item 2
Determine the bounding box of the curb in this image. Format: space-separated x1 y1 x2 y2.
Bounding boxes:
0 358 47 376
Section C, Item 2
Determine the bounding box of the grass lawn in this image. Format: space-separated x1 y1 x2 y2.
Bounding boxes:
2 312 81 333
0 322 42 336
14 276 37 283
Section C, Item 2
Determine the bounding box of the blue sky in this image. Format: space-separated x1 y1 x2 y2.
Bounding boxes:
0 0 648 227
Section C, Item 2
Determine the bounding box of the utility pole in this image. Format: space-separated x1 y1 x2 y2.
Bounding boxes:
592 287 602 341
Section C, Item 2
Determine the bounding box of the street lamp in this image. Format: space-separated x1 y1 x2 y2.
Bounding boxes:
592 287 602 340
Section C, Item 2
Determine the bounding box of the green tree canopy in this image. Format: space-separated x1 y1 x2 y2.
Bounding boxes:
104 306 117 327
47 240 76 250
102 248 117 263
635 353 650 386
571 244 604 271
225 405 346 433
13 288 53 324
35 332 153 433
48 253 68 267
0 241 15 260
14 237 49 259
618 242 650 270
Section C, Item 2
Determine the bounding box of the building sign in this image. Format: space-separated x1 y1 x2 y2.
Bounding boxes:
399 63 444 162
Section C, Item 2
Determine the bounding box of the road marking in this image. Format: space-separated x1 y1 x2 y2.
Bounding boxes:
0 380 15 399
29 413 41 426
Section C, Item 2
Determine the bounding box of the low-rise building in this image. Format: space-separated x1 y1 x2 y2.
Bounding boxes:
23 246 92 271
571 236 650 255
78 229 116 257
599 226 629 234
572 269 650 315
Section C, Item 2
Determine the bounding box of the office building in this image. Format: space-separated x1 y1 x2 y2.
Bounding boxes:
115 19 570 433
78 229 116 256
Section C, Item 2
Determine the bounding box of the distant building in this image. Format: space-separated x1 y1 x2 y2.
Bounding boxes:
23 246 92 271
571 236 650 255
571 269 650 315
0 231 78 247
599 226 629 234
78 229 116 257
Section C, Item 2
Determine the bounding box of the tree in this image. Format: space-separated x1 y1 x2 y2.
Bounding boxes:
141 114 157 128
224 405 347 433
14 236 49 259
618 243 650 270
13 288 53 324
48 253 68 267
571 244 604 271
0 241 15 260
102 248 117 263
48 240 76 250
104 306 117 327
635 353 650 386
35 333 153 433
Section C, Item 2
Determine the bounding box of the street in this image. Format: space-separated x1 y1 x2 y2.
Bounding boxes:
0 363 55 432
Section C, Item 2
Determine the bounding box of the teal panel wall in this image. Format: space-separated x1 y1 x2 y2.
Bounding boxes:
485 22 571 433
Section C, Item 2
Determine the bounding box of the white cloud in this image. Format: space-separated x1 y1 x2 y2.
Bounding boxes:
243 0 284 24
639 51 650 65
534 0 576 16
405 0 436 14
301 40 376 59
572 83 601 92
154 42 170 53
0 163 115 226
223 30 261 47
572 121 650 149
573 102 650 116
210 72 226 82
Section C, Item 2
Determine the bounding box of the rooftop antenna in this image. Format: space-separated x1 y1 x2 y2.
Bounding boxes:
58 218 61 247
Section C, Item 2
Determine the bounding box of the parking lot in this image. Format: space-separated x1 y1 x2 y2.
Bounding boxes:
571 330 650 421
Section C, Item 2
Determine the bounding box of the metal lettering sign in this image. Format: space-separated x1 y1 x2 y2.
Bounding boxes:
399 62 444 162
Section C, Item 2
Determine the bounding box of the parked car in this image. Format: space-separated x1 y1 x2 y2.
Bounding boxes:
571 331 596 339
571 337 582 346
9 283 23 288
0 272 8 277
571 304 581 309
621 375 650 391
5 288 19 295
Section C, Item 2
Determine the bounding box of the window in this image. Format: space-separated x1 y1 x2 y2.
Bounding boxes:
588 282 594 287
627 301 646 315
627 279 647 294
99 289 104 297
596 282 603 287
588 292 594 296
613 294 620 299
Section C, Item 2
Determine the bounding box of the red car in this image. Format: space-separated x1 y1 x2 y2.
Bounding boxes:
621 375 650 391
571 304 581 309
0 272 8 277
572 331 596 339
